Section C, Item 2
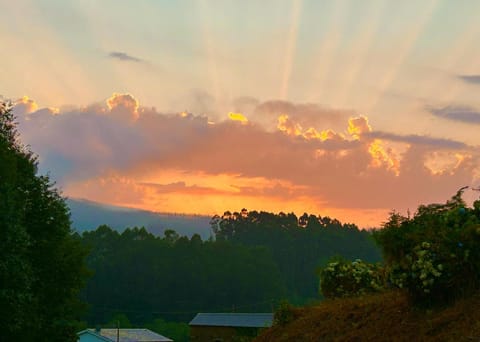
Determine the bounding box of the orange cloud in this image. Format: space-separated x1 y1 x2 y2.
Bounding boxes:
66 171 311 212
348 115 372 138
15 96 38 114
64 171 392 228
277 114 302 136
277 114 347 142
14 94 480 228
368 139 400 175
106 93 139 121
253 100 352 133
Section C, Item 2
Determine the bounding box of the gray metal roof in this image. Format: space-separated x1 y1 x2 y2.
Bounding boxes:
77 330 112 342
189 313 273 328
82 328 173 342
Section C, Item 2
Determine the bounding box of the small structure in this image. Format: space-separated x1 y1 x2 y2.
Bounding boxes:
189 313 273 341
77 328 173 342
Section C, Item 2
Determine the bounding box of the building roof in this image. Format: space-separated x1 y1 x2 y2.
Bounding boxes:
189 313 274 328
78 328 173 342
78 329 112 342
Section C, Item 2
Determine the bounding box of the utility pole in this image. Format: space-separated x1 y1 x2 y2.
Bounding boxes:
117 320 120 342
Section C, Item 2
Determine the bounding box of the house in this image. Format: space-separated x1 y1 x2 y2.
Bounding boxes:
189 313 273 342
77 328 173 342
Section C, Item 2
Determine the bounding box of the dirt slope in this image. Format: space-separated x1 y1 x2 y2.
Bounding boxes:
255 291 480 342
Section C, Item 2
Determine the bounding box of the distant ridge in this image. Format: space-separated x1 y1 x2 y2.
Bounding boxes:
67 198 213 239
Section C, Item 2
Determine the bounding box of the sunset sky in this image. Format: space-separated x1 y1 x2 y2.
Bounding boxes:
2 0 480 227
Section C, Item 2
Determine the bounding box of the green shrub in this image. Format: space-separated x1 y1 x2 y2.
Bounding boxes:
375 187 480 304
274 301 296 326
319 258 384 298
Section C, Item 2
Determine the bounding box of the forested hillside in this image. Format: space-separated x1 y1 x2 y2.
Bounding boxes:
80 211 381 341
211 211 381 301
81 225 284 324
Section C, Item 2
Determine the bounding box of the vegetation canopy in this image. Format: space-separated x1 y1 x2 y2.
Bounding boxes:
0 102 89 341
374 186 480 304
319 257 384 298
79 208 381 341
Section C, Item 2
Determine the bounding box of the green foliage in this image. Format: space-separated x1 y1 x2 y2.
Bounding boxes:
319 258 384 298
273 301 296 326
105 313 132 329
145 318 189 342
81 225 285 324
0 102 89 340
212 210 382 303
0 102 34 337
374 187 480 304
80 209 381 329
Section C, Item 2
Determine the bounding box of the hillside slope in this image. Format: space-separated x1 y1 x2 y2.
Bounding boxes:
255 291 480 342
67 198 213 239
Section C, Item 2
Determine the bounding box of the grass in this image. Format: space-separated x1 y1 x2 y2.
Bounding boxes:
255 290 480 341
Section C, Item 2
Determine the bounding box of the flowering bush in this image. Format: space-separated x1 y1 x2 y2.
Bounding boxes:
388 242 443 295
319 258 384 298
375 187 480 304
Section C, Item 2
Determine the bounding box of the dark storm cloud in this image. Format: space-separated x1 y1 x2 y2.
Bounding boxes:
458 74 480 85
108 51 144 63
428 105 480 125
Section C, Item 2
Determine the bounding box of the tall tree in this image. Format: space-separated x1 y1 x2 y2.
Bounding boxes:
211 209 382 302
0 102 89 341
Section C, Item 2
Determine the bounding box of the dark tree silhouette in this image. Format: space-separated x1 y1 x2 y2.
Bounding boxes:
0 102 89 341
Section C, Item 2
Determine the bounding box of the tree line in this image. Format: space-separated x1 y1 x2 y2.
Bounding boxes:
79 212 381 327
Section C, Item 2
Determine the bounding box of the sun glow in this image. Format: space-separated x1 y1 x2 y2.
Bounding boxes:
16 95 38 113
228 112 248 123
64 169 389 227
